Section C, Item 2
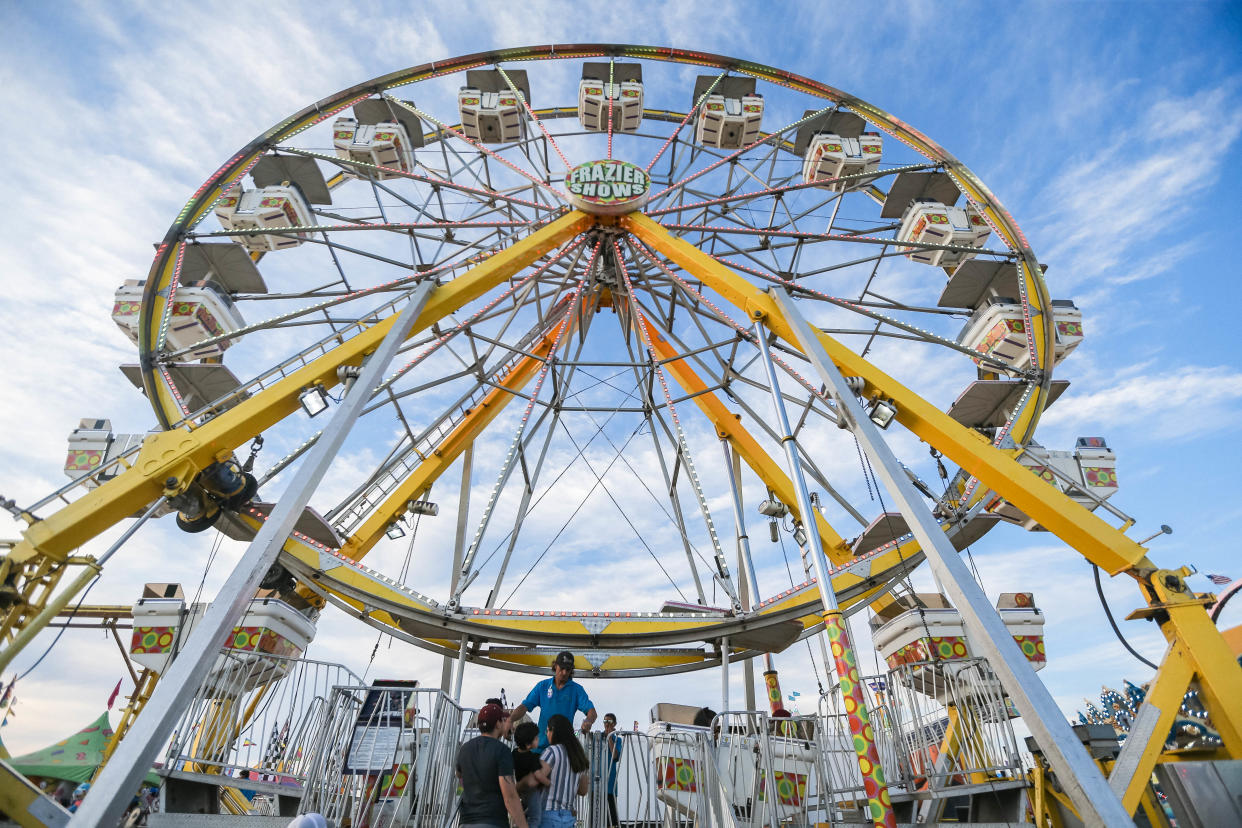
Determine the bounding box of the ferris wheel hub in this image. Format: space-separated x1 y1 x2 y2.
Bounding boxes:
566 159 650 215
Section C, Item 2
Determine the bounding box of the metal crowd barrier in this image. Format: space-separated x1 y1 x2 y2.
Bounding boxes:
163 649 362 789
298 685 469 828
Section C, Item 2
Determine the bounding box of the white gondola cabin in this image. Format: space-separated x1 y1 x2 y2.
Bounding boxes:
692 75 763 150
988 437 1119 530
578 62 643 132
214 182 313 252
897 198 991 268
130 592 316 694
648 704 817 828
332 117 415 178
871 592 1046 703
112 278 244 359
697 94 763 149
64 418 145 486
458 89 523 143
458 69 529 144
802 132 882 190
958 298 1084 372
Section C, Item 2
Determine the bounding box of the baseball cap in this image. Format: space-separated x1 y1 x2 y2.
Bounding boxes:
554 651 575 671
478 703 507 728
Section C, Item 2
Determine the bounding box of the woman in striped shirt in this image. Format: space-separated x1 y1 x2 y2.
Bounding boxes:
540 714 590 828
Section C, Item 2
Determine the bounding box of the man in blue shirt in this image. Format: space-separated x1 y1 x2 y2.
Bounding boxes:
510 651 597 751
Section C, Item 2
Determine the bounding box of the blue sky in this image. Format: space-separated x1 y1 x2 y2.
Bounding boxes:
0 1 1239 755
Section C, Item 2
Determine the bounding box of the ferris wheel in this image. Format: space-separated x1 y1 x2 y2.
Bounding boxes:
13 44 1242 828
56 43 1118 678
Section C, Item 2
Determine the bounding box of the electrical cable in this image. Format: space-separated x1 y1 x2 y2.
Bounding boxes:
16 572 101 680
1094 564 1158 670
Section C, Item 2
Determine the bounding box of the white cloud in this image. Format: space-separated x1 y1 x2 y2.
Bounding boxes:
1035 83 1242 289
1040 364 1242 441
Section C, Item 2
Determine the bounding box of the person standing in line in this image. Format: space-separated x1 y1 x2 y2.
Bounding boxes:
512 720 548 828
510 651 597 750
456 702 527 828
602 713 623 828
539 714 590 828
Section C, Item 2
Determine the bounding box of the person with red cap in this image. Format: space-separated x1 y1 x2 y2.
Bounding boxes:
456 701 527 828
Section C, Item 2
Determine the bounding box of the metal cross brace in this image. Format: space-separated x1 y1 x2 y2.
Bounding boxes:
769 286 1135 827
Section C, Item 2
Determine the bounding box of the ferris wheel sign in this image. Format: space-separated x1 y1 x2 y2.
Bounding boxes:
566 159 650 215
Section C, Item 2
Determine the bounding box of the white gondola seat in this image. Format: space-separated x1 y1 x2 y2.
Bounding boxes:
131 595 316 693
64 418 145 487
802 132 882 190
896 199 991 268
957 298 1084 372
112 278 244 359
214 182 313 253
987 437 1118 529
578 80 643 132
458 88 524 143
872 592 1045 703
696 94 763 149
332 117 415 178
872 592 1046 673
648 704 708 819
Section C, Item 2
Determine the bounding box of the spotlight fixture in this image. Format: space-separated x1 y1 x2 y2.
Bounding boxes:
299 384 330 417
409 499 440 517
867 398 898 429
793 525 808 547
385 521 407 540
758 499 788 518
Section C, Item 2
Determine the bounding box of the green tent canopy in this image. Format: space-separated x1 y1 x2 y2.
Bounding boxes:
5 712 159 786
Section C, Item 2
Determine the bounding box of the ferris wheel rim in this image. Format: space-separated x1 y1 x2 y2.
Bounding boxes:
138 42 1054 433
125 44 1062 675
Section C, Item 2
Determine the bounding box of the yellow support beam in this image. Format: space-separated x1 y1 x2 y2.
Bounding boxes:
9 211 593 567
622 212 1149 576
0 759 69 827
637 311 852 562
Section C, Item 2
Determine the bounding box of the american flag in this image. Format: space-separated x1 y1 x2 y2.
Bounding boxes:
1207 573 1233 586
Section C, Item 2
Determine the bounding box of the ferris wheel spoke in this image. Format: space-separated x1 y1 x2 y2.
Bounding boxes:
479 404 566 609
385 95 569 205
158 229 545 363
450 256 594 607
280 146 554 218
647 105 833 209
470 367 648 588
496 65 573 175
645 70 727 174
653 316 867 528
496 412 690 610
618 242 741 610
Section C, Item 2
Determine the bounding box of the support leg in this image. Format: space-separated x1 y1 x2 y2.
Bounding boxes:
770 287 1133 827
72 283 436 827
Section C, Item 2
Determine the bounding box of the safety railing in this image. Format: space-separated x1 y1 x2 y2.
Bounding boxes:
639 719 723 828
884 658 1024 792
299 685 469 828
162 650 362 789
818 677 908 812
